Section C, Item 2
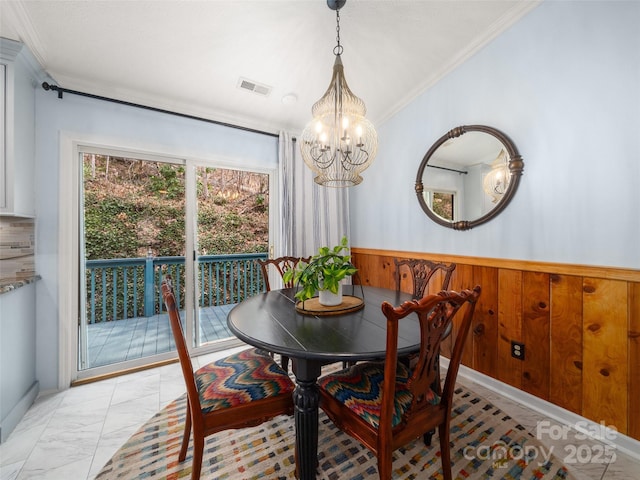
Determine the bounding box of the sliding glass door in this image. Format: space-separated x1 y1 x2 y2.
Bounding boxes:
77 150 271 376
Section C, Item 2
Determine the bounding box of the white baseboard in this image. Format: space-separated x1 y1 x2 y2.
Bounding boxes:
0 380 39 443
441 357 640 461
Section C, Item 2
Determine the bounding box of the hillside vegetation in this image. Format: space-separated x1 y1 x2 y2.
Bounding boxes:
83 155 269 260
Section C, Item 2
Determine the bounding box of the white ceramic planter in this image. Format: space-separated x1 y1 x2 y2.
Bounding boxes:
318 284 343 306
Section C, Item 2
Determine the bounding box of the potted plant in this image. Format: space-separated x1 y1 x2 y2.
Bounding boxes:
282 236 358 306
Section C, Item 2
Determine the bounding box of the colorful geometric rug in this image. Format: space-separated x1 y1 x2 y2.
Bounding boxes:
96 385 575 479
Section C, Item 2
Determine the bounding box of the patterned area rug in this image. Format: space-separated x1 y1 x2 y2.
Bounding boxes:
97 385 575 479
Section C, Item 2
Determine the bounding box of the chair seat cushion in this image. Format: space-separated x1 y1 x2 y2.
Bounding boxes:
195 348 294 413
319 362 439 429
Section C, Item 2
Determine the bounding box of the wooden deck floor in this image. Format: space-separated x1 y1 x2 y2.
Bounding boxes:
86 304 236 368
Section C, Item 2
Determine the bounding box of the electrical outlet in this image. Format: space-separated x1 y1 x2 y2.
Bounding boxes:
511 341 525 361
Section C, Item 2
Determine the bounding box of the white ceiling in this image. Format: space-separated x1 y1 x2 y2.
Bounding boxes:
0 0 540 135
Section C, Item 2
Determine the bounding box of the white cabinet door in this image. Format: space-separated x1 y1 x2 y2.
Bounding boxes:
0 38 36 218
0 63 6 211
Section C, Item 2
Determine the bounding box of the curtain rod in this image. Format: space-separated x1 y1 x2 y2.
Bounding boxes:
41 82 279 138
427 164 468 175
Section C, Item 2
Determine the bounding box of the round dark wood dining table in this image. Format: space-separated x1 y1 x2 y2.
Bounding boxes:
227 286 420 480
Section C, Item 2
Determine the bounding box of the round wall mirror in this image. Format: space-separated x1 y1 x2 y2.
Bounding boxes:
415 125 524 230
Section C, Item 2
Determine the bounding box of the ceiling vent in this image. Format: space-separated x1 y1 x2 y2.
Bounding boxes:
237 77 272 97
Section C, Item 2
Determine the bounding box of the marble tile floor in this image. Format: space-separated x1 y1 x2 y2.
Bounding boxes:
1 348 638 480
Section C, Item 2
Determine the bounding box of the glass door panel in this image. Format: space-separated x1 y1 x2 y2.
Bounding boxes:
79 153 185 370
194 166 270 348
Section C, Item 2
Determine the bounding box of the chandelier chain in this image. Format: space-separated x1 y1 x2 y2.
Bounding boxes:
333 9 343 56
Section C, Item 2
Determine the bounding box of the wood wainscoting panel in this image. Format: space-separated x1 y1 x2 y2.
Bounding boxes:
549 274 583 415
582 278 628 434
629 282 640 439
354 253 395 289
497 269 523 389
522 272 551 400
379 255 397 289
472 266 498 378
350 248 640 441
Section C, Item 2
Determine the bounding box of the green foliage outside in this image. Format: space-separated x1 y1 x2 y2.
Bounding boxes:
83 155 269 260
432 192 454 221
83 155 269 322
148 164 184 199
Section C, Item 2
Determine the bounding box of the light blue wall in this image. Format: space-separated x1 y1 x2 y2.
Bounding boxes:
351 1 640 270
35 92 278 390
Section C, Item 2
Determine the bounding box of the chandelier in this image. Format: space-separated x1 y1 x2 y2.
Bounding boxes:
300 0 378 187
483 149 511 204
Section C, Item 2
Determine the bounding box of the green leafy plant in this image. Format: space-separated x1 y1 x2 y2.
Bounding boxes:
282 236 358 301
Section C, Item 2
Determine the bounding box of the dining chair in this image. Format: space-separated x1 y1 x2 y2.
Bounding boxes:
161 277 295 480
393 258 456 298
318 286 481 480
257 255 311 291
257 255 310 371
394 258 457 393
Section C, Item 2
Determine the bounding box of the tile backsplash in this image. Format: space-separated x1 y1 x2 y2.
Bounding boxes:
0 217 35 281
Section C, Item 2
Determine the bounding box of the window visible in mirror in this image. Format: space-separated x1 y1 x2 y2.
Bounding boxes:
426 190 455 221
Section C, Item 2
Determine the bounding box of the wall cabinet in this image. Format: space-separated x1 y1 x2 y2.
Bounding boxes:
0 38 38 217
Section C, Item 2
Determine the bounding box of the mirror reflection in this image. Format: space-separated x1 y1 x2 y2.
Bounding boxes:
415 125 523 230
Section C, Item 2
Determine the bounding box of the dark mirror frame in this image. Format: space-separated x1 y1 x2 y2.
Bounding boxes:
415 125 524 230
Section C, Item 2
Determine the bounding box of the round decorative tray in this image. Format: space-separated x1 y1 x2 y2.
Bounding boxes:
295 295 365 316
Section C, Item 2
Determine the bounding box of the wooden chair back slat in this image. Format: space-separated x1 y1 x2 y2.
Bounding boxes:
257 256 311 291
393 258 456 298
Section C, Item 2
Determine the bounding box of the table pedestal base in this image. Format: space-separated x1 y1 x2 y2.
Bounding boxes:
294 379 319 479
292 360 323 479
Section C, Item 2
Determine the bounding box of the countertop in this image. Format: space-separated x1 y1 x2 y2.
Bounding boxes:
0 275 41 295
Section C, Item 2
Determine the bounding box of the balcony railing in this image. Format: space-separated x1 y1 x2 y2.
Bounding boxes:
85 253 268 324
